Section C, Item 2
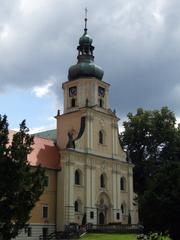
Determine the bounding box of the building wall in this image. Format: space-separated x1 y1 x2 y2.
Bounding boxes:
56 149 136 231
15 169 57 240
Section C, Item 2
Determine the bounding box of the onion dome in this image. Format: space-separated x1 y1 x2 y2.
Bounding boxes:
68 11 104 81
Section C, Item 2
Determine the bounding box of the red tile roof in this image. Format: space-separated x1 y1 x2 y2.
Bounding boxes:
9 130 61 170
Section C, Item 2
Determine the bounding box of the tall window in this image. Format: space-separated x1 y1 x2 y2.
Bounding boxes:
74 201 79 212
99 99 103 108
42 228 48 240
121 204 124 214
100 173 106 188
74 200 82 213
42 205 48 218
99 130 104 144
121 203 126 215
71 98 76 107
120 177 126 191
75 170 80 185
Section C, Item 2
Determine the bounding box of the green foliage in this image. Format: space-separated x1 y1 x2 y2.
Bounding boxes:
120 107 180 240
140 161 180 240
0 115 46 240
120 107 178 194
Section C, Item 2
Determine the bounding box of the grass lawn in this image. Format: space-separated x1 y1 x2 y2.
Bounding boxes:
81 233 137 240
81 233 171 240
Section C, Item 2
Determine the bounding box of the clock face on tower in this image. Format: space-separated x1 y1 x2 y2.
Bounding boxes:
69 86 77 97
98 86 105 97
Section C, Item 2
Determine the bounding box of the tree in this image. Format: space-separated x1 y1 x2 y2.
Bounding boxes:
140 160 180 240
120 107 180 239
120 107 177 194
0 115 46 240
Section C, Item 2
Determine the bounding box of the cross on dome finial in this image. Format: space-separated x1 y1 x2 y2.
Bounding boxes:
84 8 88 34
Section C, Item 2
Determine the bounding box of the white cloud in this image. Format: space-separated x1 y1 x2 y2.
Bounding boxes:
32 76 56 98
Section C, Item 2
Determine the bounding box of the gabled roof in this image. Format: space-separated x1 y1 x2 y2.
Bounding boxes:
34 129 57 141
9 130 60 170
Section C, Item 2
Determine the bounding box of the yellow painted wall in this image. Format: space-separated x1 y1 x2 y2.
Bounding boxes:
29 169 57 224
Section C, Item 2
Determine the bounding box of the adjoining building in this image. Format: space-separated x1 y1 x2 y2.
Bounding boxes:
15 17 138 240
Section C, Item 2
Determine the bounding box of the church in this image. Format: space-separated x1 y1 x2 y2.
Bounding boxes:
16 16 138 240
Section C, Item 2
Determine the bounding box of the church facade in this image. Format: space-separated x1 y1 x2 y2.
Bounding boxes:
15 19 138 240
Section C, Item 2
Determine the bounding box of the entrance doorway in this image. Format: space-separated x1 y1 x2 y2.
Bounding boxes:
99 212 105 225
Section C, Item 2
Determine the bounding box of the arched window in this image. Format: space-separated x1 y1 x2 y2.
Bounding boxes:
75 170 81 185
100 173 106 188
99 130 104 144
74 201 79 212
120 177 126 191
71 98 76 107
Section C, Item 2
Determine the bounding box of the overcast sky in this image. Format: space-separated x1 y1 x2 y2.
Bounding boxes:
0 0 180 132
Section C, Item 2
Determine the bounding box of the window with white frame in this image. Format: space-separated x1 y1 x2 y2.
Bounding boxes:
42 205 48 218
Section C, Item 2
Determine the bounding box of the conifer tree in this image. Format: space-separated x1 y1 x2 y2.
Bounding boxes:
0 115 45 240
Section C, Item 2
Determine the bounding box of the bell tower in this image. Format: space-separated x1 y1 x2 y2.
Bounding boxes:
62 12 110 114
56 11 138 231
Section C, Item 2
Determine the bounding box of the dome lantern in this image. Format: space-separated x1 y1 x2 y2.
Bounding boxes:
68 9 104 81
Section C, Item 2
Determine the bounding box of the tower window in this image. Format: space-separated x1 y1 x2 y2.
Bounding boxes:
99 130 104 144
116 213 120 220
71 98 76 107
99 99 103 108
100 173 106 188
75 170 81 185
120 177 126 191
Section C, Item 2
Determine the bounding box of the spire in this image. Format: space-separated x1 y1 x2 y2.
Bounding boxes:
84 8 88 34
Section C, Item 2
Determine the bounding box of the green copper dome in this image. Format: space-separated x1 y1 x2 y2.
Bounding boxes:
68 61 104 81
68 19 104 81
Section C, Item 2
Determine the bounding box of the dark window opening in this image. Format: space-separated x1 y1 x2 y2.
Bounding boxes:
75 201 79 212
120 177 125 191
90 211 94 219
99 131 103 144
42 228 48 240
100 174 105 188
116 213 120 220
27 227 32 237
121 204 124 214
75 170 80 185
71 98 76 107
43 205 48 218
99 99 103 108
